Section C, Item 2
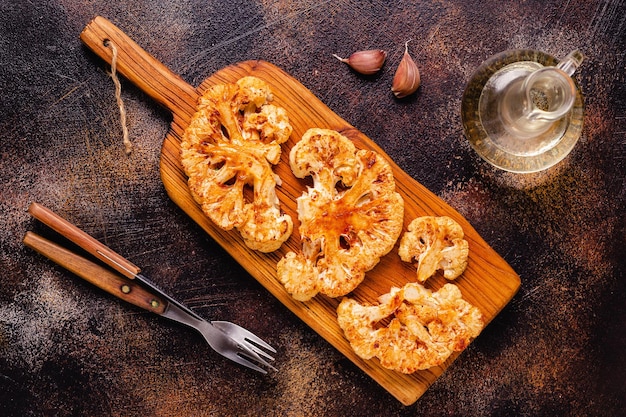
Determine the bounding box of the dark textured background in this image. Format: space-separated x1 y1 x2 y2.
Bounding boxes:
1 1 624 416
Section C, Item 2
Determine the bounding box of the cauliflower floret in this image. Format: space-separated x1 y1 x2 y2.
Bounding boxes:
180 76 293 252
276 128 404 301
398 216 469 283
337 282 484 373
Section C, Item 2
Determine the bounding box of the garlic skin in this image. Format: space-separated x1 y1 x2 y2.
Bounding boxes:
391 41 421 98
333 49 387 75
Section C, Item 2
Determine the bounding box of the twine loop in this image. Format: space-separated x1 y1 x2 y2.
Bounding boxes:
106 40 132 155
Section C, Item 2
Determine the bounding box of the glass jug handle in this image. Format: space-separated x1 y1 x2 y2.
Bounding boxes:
556 50 585 76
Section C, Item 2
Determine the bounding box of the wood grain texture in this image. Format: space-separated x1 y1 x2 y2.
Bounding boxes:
81 16 520 405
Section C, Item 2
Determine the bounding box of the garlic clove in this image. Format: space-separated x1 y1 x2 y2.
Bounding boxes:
391 41 421 98
333 49 387 75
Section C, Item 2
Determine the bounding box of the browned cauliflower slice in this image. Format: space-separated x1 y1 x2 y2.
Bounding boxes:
398 216 469 283
180 76 293 252
276 128 404 301
337 282 484 373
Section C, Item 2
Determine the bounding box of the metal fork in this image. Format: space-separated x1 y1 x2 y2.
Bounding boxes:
24 202 276 374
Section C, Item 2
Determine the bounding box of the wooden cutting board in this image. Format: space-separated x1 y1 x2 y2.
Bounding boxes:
81 16 520 405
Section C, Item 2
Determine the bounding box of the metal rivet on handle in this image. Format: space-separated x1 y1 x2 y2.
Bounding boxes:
150 299 160 309
121 284 131 294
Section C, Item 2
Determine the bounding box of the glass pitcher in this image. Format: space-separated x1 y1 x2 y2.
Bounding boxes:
461 49 585 173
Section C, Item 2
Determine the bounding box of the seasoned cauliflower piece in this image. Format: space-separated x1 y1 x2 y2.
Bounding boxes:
337 282 484 373
398 216 469 283
180 76 293 252
277 128 404 300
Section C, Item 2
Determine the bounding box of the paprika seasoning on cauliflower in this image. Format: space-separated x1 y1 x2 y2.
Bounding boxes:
180 76 293 253
337 282 484 373
398 216 469 283
277 128 404 301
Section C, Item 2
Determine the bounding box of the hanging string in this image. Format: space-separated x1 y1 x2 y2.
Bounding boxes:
106 40 132 155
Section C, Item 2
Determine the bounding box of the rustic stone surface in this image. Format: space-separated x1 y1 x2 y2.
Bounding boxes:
1 1 624 416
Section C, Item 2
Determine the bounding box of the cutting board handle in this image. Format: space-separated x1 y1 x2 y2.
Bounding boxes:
80 16 198 119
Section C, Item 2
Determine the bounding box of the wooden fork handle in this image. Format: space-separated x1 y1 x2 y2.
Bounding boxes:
23 231 166 314
79 15 198 119
28 202 140 279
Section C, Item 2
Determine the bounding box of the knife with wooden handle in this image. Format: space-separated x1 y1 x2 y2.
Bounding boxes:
23 231 166 313
28 202 141 279
27 202 202 320
23 215 277 374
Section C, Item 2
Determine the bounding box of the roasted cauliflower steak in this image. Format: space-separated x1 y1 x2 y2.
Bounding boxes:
337 282 484 373
180 76 293 252
276 128 404 301
398 216 469 283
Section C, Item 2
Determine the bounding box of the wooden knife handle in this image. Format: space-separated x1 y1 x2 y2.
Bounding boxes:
23 231 166 314
79 15 198 119
28 202 140 280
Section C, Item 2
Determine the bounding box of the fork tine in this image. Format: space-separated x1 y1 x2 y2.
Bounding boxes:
226 351 269 374
231 334 276 366
241 341 275 363
236 348 278 373
243 333 276 353
194 320 275 374
242 333 276 353
212 321 276 352
219 342 276 374
210 321 277 371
